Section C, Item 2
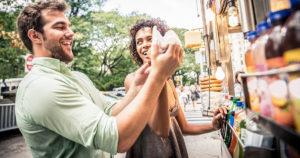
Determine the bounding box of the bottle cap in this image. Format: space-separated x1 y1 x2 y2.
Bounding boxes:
268 9 291 25
233 97 240 103
236 101 243 107
256 21 271 35
290 0 300 9
242 102 246 109
247 30 258 41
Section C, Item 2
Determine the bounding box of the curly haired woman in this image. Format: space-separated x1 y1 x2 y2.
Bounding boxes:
125 18 228 158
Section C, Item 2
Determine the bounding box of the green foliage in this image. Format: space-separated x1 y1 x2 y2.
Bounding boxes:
0 0 201 90
0 9 28 80
172 28 201 85
70 11 146 90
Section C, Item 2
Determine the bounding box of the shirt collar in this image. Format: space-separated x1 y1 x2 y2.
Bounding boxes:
32 57 71 75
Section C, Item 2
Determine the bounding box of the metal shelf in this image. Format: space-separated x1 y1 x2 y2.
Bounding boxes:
239 64 300 154
227 122 276 158
247 109 300 153
241 64 300 78
221 121 276 158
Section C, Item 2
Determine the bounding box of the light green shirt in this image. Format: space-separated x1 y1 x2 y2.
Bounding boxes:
15 57 119 158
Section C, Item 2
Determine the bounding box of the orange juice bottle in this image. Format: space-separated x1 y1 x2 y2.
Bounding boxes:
245 31 258 73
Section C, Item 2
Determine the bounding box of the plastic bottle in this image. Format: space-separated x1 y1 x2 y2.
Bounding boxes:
264 9 294 126
252 21 271 72
228 99 241 157
229 98 240 126
234 101 246 137
240 119 274 148
253 21 275 118
265 9 292 69
282 0 300 65
225 97 238 147
282 0 300 133
245 31 258 73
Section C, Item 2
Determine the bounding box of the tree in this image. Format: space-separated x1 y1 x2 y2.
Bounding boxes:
172 28 201 85
66 0 107 17
0 6 28 80
70 11 148 90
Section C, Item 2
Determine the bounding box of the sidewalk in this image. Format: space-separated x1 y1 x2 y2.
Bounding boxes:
183 102 224 158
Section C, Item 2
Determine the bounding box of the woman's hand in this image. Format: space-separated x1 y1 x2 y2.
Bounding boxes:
130 63 151 92
211 106 229 130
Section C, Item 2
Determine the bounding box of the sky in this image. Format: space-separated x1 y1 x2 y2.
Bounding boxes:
102 0 203 30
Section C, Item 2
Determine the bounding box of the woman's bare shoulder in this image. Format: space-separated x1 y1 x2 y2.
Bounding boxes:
125 72 136 81
125 72 136 89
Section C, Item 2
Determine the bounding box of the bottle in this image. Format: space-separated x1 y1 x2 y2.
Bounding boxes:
265 9 292 69
245 31 258 73
282 0 300 133
252 21 271 72
282 0 300 65
258 77 275 119
234 101 246 137
229 98 240 126
253 21 275 118
228 99 241 157
240 118 274 148
225 97 239 147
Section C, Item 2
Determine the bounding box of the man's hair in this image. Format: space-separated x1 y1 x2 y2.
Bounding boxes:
129 18 169 66
17 0 68 53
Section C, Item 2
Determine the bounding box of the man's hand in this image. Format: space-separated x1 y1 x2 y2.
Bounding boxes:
211 106 229 130
150 42 184 81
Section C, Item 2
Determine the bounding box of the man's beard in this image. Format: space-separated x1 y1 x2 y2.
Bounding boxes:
44 38 73 64
48 45 73 64
43 34 73 63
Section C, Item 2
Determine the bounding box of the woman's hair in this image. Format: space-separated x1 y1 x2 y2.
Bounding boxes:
129 18 169 66
235 71 245 84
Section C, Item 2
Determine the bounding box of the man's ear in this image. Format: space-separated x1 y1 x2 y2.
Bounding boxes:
28 29 43 44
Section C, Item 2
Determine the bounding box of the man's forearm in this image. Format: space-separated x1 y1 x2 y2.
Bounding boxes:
115 72 166 152
111 88 139 116
148 82 170 137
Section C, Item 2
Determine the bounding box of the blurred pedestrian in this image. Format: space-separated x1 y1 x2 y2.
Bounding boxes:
190 84 200 112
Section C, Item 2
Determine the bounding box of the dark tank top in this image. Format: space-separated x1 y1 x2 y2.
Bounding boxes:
126 83 188 158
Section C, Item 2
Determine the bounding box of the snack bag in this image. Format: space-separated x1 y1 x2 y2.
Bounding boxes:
148 26 182 57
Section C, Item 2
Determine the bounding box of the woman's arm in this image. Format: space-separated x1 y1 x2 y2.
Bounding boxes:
176 108 215 134
176 106 229 135
124 73 170 137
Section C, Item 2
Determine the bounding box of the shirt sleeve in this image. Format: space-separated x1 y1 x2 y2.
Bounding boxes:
72 71 116 116
24 77 119 155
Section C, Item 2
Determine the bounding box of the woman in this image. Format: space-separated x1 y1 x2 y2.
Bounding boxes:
179 86 188 111
190 84 200 112
125 19 228 158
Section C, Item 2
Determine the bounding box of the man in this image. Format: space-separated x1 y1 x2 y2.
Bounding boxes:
15 0 184 157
